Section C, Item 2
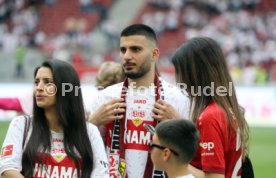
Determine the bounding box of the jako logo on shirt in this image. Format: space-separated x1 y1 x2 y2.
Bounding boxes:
200 142 214 151
133 99 147 104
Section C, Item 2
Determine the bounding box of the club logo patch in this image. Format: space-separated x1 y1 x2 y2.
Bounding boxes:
53 154 66 162
132 117 143 127
1 144 13 158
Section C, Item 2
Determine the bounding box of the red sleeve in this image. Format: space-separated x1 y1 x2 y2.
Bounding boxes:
0 98 23 112
197 107 228 174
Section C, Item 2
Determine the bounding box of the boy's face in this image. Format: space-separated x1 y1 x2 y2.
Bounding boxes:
150 133 165 171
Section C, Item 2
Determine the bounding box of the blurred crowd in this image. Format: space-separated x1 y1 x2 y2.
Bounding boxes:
1 0 276 85
0 0 39 51
142 0 276 85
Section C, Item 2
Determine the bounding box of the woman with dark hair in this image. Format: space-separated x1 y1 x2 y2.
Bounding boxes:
153 37 250 178
0 59 109 178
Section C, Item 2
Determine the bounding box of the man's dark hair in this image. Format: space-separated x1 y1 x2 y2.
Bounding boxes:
156 119 199 163
120 24 157 45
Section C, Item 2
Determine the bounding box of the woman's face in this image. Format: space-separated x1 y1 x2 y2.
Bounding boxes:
34 67 57 110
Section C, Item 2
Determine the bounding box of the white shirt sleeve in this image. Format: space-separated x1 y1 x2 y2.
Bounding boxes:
173 90 190 119
87 123 109 178
0 116 26 175
89 83 123 114
82 85 100 114
162 80 190 119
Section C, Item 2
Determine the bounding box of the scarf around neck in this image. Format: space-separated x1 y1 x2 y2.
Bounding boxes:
108 74 166 178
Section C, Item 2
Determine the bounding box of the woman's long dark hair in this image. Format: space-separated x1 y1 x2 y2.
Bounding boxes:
172 37 249 156
22 59 93 177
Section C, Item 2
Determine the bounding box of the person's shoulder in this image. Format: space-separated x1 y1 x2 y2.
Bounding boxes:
104 82 123 90
160 78 174 87
6 115 29 133
86 122 98 132
160 78 189 98
9 115 27 127
205 102 225 114
100 82 123 96
86 122 102 137
200 102 226 123
160 78 182 92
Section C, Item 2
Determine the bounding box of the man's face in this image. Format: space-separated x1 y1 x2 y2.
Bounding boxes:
120 35 156 79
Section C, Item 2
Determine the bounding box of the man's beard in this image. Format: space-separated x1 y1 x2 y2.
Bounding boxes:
124 70 146 79
124 60 151 79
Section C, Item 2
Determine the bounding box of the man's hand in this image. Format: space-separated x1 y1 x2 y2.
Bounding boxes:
152 99 181 121
88 98 126 126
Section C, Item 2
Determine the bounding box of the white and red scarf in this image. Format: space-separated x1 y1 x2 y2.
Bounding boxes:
106 74 166 178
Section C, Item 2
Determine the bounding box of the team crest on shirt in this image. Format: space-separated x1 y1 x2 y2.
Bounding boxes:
53 154 66 162
51 138 66 163
131 110 145 127
132 117 143 127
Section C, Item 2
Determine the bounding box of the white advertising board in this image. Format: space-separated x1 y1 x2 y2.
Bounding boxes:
0 84 276 127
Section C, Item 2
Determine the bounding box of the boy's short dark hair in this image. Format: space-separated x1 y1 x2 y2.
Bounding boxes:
156 119 199 163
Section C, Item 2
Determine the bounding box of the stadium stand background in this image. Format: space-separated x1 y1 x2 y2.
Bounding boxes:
1 2 276 177
0 0 276 85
